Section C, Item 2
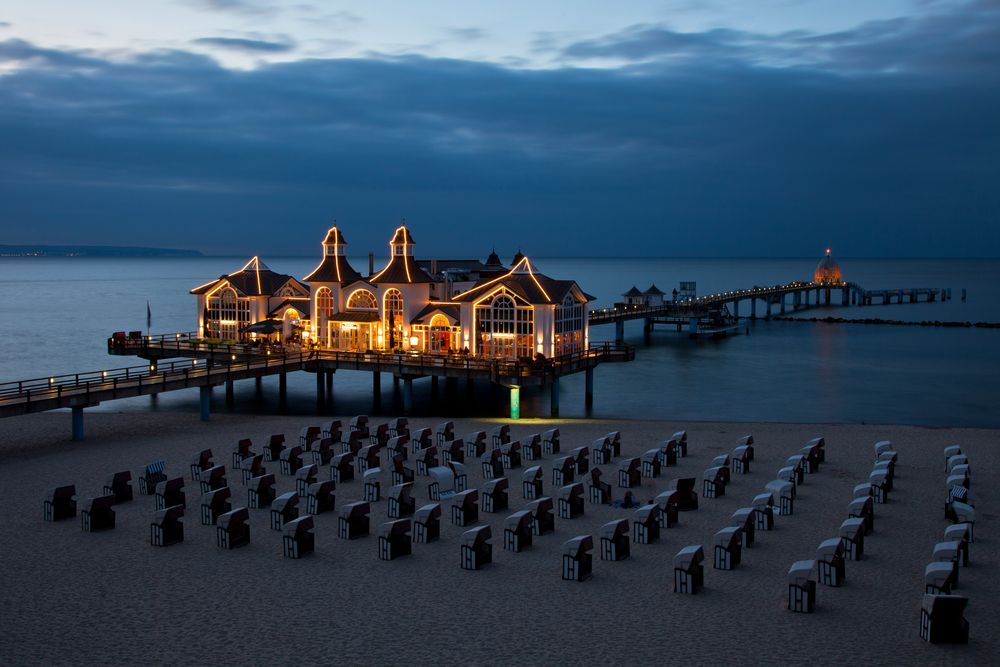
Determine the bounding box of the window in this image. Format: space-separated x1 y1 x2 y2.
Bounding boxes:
314 287 335 344
347 289 377 310
383 289 403 348
555 294 584 355
207 287 250 340
476 290 533 359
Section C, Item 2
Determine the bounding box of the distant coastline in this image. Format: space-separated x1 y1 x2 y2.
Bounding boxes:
0 245 203 257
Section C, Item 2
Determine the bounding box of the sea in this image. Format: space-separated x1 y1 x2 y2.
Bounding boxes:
1 256 998 428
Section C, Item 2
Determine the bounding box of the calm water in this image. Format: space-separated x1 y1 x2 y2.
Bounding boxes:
1 256 997 427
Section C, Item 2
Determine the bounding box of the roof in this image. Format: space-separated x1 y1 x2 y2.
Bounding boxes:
323 227 346 245
268 299 311 319
191 257 303 297
411 304 460 326
485 250 504 268
450 257 592 305
303 254 363 284
370 255 435 284
327 311 381 323
512 250 525 265
623 286 644 297
644 284 666 295
390 226 415 245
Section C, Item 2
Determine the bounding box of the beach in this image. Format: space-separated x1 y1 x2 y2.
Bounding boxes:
1 411 995 665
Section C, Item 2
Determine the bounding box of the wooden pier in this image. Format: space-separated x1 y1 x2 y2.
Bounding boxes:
590 281 947 342
0 338 634 439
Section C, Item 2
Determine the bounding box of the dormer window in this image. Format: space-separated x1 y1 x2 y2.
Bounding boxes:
394 244 405 256
326 246 335 255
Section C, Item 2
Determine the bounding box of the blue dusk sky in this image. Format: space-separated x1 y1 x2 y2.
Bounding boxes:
0 1 997 258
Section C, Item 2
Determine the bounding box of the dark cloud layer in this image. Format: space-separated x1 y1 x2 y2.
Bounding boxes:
193 36 295 53
0 2 998 258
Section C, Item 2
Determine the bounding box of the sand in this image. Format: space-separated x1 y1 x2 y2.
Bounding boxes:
0 411 996 665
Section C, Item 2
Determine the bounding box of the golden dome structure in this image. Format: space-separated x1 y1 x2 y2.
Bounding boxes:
813 248 843 285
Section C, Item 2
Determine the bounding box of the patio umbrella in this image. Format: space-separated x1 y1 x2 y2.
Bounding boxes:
240 319 282 334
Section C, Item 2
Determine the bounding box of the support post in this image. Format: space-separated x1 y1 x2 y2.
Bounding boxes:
255 376 262 393
510 384 520 420
316 371 325 405
326 371 333 393
71 405 84 441
615 320 625 344
780 294 786 314
402 377 413 415
373 371 381 395
688 317 698 335
226 380 234 405
765 299 772 320
279 372 287 411
750 299 757 320
585 367 594 409
431 376 440 394
733 300 739 318
550 376 560 418
200 385 211 422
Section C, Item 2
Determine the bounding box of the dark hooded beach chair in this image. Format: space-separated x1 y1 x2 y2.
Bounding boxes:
216 507 250 549
264 434 285 463
522 466 543 500
816 537 846 586
247 473 276 509
435 421 455 447
279 446 304 476
43 485 77 522
522 433 542 461
589 468 611 505
552 456 575 487
154 478 185 511
337 501 370 539
461 526 492 570
150 505 184 546
562 535 593 582
671 477 698 512
503 510 534 552
633 504 661 544
442 438 465 464
653 491 679 529
282 515 314 558
306 480 336 515
416 445 440 476
451 489 479 527
618 457 641 488
559 482 585 519
200 487 231 526
190 448 213 480
542 428 560 455
232 438 255 468
465 431 487 458
491 425 510 449
529 496 555 536
363 467 381 502
713 527 742 570
413 503 441 543
378 519 412 560
600 519 630 561
410 427 432 454
390 454 414 486
500 441 522 470
482 477 509 513
388 482 416 519
788 560 816 613
240 454 266 485
919 594 969 644
331 452 355 483
270 491 299 531
295 464 318 497
673 545 704 594
80 495 116 532
197 465 226 494
103 471 133 505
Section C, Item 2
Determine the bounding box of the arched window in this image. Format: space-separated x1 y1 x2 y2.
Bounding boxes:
315 287 334 344
555 294 584 355
384 289 404 348
207 286 250 340
347 289 377 310
476 290 533 358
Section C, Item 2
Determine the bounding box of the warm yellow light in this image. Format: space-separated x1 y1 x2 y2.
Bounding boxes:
409 335 419 347
149 365 156 372
49 377 54 384
231 354 236 361
192 359 198 366
102 371 107 378
266 350 271 356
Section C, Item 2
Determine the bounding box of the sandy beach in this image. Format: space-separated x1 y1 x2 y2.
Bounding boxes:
1 410 995 665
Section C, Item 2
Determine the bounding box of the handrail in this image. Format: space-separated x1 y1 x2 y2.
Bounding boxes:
1 338 634 402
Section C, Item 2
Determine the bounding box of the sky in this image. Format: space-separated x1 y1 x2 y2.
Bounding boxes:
0 0 998 257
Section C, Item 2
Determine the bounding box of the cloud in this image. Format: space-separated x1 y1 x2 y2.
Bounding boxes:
183 0 277 16
193 36 296 53
446 27 489 42
0 1 997 258
0 21 12 28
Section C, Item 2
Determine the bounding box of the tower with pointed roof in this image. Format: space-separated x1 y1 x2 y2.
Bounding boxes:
303 225 365 346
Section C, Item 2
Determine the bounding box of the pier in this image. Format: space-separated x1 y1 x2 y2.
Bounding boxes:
590 281 947 342
0 338 634 439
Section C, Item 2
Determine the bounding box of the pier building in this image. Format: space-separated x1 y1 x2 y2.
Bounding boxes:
193 225 593 362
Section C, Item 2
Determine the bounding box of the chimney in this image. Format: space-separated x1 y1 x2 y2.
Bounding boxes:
369 252 374 275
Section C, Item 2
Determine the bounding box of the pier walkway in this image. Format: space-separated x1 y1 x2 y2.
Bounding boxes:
589 281 946 341
0 339 634 438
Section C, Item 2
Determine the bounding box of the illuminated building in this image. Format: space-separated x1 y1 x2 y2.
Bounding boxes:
191 256 310 340
814 248 844 285
191 224 593 359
